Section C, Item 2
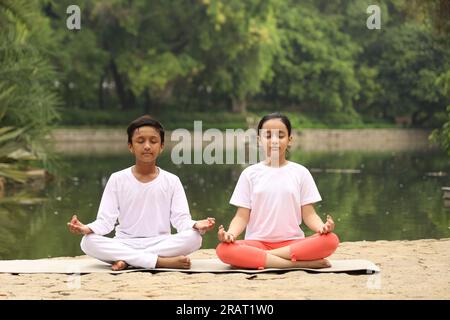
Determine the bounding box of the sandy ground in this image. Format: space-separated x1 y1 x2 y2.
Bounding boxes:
0 238 449 300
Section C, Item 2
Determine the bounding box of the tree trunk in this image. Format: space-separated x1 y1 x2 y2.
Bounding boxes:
110 59 135 110
128 90 136 110
231 96 247 113
144 89 151 114
98 74 104 109
0 177 5 198
142 89 163 116
438 0 450 33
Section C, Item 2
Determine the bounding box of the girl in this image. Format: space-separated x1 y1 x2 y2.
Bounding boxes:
216 113 339 269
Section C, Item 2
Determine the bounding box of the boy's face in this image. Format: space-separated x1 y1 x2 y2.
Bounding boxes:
128 126 164 164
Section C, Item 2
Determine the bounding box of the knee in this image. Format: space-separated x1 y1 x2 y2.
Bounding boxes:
323 232 340 252
80 234 98 255
216 242 235 263
192 230 203 250
183 229 203 251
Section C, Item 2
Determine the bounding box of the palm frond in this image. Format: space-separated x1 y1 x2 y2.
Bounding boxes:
0 164 27 183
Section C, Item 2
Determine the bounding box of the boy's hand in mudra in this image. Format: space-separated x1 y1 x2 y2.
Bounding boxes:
194 217 216 234
67 214 92 235
319 215 335 234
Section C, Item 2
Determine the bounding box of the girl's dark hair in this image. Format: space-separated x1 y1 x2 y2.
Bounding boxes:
257 113 292 136
127 115 165 144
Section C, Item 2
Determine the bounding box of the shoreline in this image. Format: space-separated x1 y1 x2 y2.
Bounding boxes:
50 128 437 154
1 238 449 299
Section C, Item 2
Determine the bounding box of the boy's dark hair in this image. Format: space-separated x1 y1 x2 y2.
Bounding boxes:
257 112 292 136
127 115 165 144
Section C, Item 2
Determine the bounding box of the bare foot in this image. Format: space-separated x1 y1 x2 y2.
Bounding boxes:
111 260 128 271
295 259 331 269
156 256 191 269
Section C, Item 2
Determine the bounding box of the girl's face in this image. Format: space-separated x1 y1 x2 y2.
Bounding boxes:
128 126 164 164
259 118 292 162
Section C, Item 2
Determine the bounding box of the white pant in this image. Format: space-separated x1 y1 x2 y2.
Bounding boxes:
80 229 202 269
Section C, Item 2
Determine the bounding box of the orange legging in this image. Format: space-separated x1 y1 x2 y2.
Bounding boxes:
216 233 339 269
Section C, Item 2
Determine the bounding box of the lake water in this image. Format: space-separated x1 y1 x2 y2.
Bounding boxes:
0 147 449 259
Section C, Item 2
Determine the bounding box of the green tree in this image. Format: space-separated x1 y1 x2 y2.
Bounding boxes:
0 0 60 183
195 0 281 113
430 71 450 155
47 0 206 113
38 0 450 126
373 23 449 125
268 2 361 120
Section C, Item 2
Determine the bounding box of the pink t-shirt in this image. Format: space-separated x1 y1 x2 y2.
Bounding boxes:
229 161 322 241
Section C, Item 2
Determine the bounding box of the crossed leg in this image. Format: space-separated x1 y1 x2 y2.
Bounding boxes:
81 229 202 270
216 233 339 269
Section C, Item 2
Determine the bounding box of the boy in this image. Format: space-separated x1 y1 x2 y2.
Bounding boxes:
67 115 215 270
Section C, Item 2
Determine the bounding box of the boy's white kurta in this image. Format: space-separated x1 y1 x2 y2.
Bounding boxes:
80 167 202 269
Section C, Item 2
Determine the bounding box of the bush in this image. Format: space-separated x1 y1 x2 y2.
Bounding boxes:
59 108 143 127
57 107 248 130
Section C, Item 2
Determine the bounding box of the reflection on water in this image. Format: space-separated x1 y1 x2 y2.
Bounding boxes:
0 148 449 259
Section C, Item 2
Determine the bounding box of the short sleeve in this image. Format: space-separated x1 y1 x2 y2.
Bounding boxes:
229 172 252 209
300 169 322 206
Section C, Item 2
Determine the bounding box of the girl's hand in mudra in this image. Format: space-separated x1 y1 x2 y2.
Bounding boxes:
218 225 235 243
319 215 335 234
194 217 216 234
67 214 92 235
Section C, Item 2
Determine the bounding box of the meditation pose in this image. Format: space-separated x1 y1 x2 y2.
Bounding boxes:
216 113 339 269
67 115 215 270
